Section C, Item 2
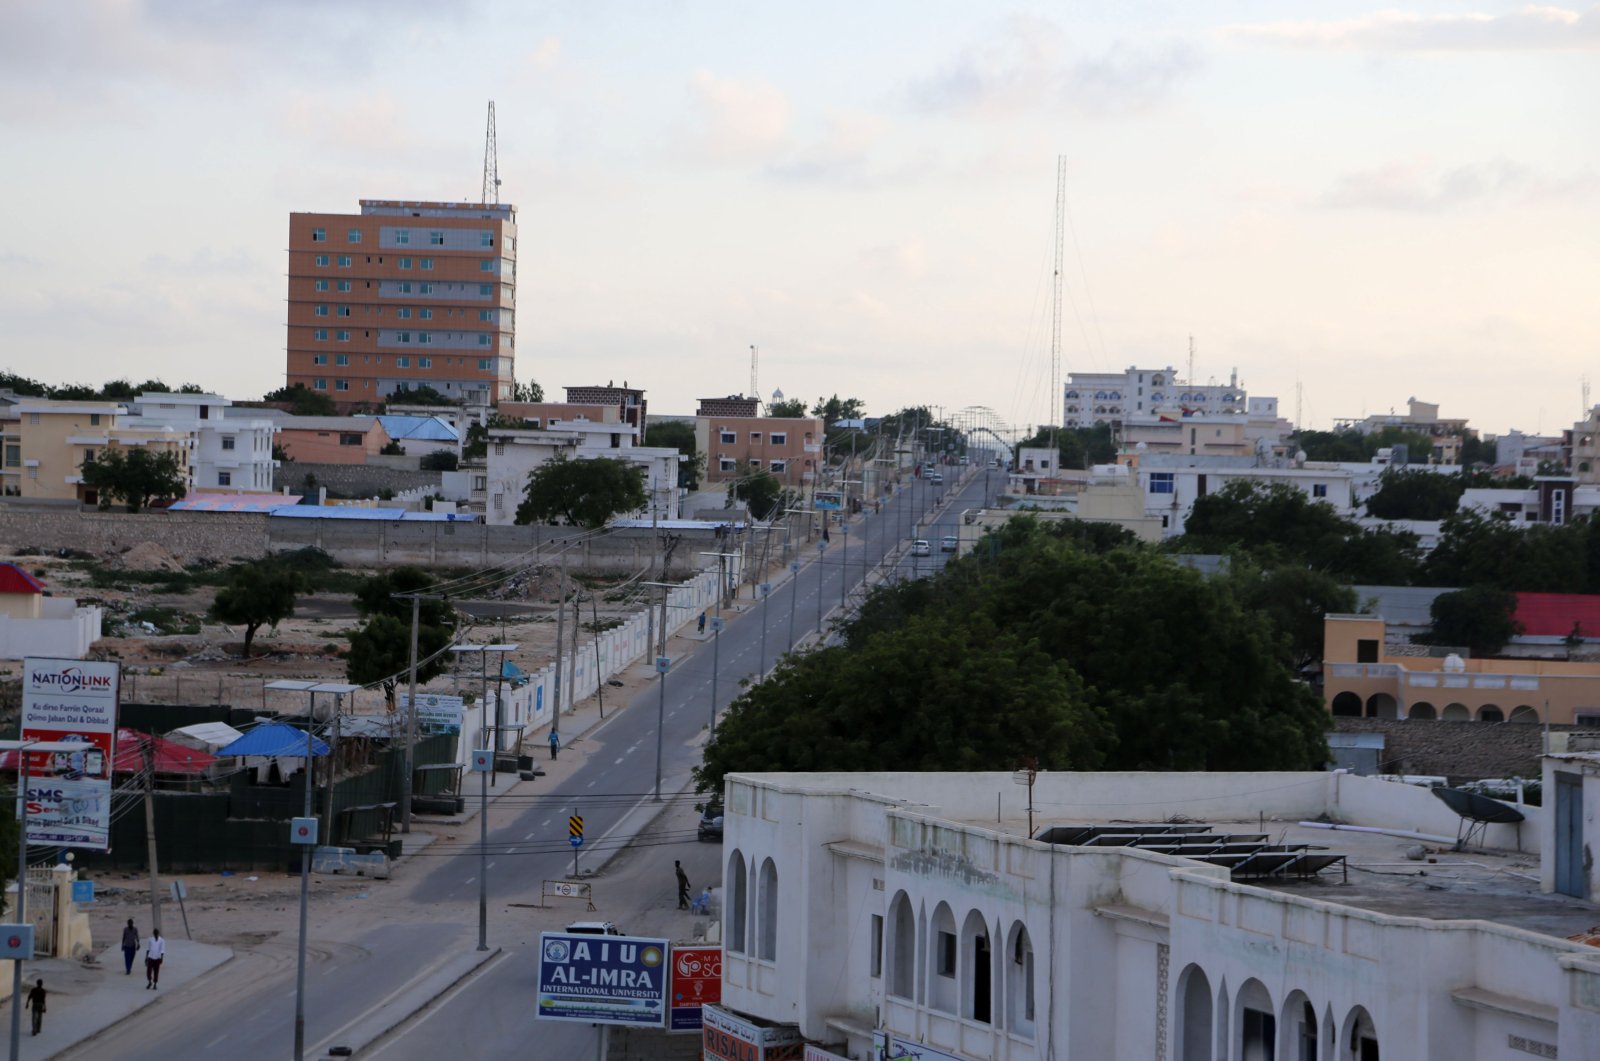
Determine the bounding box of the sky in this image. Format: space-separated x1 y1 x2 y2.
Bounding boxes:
1 1 1596 437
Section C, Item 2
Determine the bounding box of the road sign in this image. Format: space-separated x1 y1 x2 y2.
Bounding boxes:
290 817 318 846
569 815 584 848
0 925 34 960
471 749 493 773
654 656 671 674
71 880 95 904
536 931 669 1026
710 616 724 633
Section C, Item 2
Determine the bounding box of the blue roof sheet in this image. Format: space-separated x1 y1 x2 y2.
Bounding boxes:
217 723 330 758
375 415 459 443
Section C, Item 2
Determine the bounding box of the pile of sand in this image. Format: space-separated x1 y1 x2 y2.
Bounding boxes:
119 541 185 572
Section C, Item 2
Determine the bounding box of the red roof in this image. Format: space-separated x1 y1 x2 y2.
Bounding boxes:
0 564 44 595
1513 592 1600 638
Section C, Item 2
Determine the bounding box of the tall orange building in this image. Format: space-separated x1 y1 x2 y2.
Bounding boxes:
285 200 517 407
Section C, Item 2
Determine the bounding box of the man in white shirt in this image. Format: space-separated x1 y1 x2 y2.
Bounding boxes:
145 929 166 989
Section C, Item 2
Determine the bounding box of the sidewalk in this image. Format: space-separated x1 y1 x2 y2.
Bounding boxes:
10 938 230 1059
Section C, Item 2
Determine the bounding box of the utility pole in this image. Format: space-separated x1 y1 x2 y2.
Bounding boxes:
570 592 581 716
554 546 568 721
141 733 163 934
400 595 421 833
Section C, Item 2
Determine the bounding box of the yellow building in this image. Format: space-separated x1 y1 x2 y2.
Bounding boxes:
11 400 193 505
1323 614 1600 725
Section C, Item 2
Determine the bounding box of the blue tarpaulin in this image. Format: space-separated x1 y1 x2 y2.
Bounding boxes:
217 723 329 758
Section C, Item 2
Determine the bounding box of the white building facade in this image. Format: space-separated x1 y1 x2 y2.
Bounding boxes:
717 770 1600 1061
1064 366 1253 430
481 420 681 525
133 392 278 493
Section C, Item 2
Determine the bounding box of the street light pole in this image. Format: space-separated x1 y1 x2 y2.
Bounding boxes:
786 559 801 653
653 653 669 802
757 582 771 680
839 524 849 612
476 749 489 951
815 540 828 634
709 616 724 735
293 723 314 1061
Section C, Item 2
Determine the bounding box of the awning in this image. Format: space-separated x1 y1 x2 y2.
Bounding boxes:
217 723 329 758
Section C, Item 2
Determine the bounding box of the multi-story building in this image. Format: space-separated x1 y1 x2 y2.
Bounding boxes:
285 200 517 406
563 383 646 430
1563 407 1600 483
1334 398 1469 464
272 415 392 465
481 419 681 525
1063 366 1250 430
695 415 824 491
131 392 278 493
697 394 762 418
7 400 193 505
712 768 1600 1060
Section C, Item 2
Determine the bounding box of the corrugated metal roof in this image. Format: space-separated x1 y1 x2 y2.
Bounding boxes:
375 414 459 443
169 493 302 513
1352 585 1449 628
0 563 45 595
1514 592 1600 638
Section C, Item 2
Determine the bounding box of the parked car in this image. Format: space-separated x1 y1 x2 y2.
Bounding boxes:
940 535 958 553
929 472 945 484
912 539 932 557
566 921 624 936
698 799 724 842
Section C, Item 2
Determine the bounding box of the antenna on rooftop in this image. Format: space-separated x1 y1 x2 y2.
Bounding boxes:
481 101 501 206
750 344 759 403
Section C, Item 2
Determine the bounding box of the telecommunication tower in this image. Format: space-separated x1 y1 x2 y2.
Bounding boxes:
482 101 501 205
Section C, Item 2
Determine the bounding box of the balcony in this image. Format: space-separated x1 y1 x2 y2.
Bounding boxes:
1326 663 1401 680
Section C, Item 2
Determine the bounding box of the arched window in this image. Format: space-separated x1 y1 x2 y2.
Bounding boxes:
1478 705 1504 723
1279 991 1318 1060
756 857 778 960
1441 702 1470 721
1177 964 1213 1061
960 909 992 1024
1509 705 1539 724
1004 921 1035 1038
1340 1005 1379 1060
928 902 958 1013
1066 391 1079 399
1407 702 1437 720
888 892 916 999
1331 692 1362 717
727 850 747 954
1365 693 1397 719
1236 979 1276 1061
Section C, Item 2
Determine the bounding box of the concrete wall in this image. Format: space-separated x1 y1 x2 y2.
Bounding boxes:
0 508 269 562
0 604 101 662
274 462 442 499
1335 717 1598 784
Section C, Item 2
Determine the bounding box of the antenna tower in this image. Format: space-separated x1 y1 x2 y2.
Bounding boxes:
481 101 501 205
1050 156 1066 430
1187 335 1195 385
1584 375 1591 417
750 345 759 402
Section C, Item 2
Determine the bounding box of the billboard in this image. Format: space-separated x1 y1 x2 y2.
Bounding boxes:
399 693 464 735
668 945 721 1032
813 491 843 512
873 1032 972 1061
536 931 669 1026
20 658 120 850
702 1004 804 1061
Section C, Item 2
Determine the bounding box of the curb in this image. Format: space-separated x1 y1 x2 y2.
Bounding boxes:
311 945 501 1059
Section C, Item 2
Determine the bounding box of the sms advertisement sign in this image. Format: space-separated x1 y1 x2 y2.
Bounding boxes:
536 931 669 1027
21 658 119 850
668 945 721 1032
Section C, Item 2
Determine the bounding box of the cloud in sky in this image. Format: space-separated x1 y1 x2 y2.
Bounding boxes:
908 15 1201 118
1320 157 1600 210
1223 5 1600 52
679 69 792 164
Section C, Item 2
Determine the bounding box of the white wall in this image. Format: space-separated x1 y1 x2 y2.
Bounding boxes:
0 604 101 660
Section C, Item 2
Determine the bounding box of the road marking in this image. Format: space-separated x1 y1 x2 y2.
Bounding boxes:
586 780 596 788
204 1033 228 1048
613 757 625 765
488 861 496 870
464 876 474 884
524 831 536 840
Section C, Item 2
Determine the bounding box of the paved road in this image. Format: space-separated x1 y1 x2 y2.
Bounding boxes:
68 462 986 1060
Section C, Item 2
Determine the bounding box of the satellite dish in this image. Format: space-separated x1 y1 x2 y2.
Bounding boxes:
1443 653 1465 673
1135 441 1148 453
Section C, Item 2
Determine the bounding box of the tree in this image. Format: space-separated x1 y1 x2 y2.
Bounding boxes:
644 420 702 490
209 562 303 655
347 568 456 709
1013 424 1116 469
387 384 453 407
1423 509 1587 592
78 449 187 513
512 379 545 402
515 455 647 528
0 372 48 397
768 399 809 418
1226 561 1359 673
1365 469 1466 520
461 414 522 461
811 394 865 425
697 518 1330 792
420 451 458 472
733 468 789 520
1423 585 1522 656
264 383 336 416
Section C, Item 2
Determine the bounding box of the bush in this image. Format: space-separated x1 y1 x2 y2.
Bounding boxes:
420 451 459 472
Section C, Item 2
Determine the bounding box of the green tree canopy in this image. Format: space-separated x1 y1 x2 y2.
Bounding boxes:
644 420 702 490
1013 424 1116 470
1421 509 1588 592
697 517 1330 792
209 561 304 655
348 568 457 708
264 383 337 416
1179 479 1420 584
732 468 791 520
512 379 545 402
811 394 865 424
79 449 187 513
767 399 809 418
516 455 648 528
387 384 454 407
1226 560 1360 673
1422 585 1522 656
1365 469 1467 520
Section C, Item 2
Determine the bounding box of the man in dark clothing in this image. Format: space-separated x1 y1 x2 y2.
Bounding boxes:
26 980 45 1035
121 919 140 975
675 860 690 910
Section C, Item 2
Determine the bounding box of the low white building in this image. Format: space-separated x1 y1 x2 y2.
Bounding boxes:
1135 461 1359 536
133 392 278 493
0 564 100 660
715 769 1600 1061
481 419 681 525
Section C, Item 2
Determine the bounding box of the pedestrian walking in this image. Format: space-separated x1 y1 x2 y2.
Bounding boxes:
675 860 690 910
548 729 560 761
145 928 165 989
25 979 45 1036
697 611 706 635
121 918 140 975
